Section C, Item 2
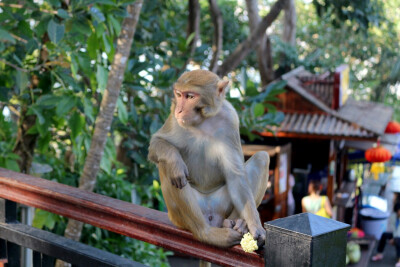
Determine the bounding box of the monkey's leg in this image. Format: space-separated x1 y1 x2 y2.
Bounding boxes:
226 151 269 221
244 151 270 207
158 165 242 247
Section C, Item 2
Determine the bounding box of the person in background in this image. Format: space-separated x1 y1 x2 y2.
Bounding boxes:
371 201 400 266
287 174 296 216
301 179 332 218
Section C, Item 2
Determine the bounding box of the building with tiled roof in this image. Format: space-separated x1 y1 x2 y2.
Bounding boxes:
254 65 396 221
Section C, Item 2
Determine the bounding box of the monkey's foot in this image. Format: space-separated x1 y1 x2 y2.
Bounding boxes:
222 218 248 235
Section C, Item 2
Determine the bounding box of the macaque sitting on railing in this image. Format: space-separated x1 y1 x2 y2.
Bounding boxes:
148 70 269 248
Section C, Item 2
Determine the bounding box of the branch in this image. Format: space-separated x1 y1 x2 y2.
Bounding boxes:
10 33 28 44
8 105 20 118
0 59 30 73
0 59 67 73
208 0 223 73
0 3 58 14
283 0 296 45
245 0 273 86
216 0 287 77
181 0 200 71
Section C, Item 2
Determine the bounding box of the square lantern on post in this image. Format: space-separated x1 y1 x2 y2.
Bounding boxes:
264 213 350 267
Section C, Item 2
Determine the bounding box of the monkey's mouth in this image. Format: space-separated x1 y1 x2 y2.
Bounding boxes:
176 118 198 128
177 118 189 127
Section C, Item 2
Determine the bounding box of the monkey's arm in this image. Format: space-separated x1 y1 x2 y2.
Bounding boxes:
148 134 189 189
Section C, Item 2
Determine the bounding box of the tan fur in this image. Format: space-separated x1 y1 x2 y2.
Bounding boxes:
148 70 269 247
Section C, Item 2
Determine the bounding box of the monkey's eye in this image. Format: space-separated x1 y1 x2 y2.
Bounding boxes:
174 90 182 98
186 93 196 99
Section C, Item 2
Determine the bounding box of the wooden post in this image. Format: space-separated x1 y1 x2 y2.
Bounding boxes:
264 213 350 266
327 139 337 203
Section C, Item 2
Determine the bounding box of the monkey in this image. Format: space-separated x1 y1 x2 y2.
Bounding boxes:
148 69 269 248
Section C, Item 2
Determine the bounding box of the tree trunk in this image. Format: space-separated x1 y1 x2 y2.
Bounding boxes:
283 0 296 45
12 106 38 173
187 0 200 58
56 2 143 266
180 0 200 71
277 0 296 76
216 0 287 77
208 0 223 73
245 0 274 86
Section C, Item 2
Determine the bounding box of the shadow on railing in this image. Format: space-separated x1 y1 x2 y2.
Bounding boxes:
0 168 264 267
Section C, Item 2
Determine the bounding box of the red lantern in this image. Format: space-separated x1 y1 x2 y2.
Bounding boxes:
385 121 400 134
365 146 392 163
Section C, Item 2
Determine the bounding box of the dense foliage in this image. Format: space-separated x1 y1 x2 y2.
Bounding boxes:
0 0 283 264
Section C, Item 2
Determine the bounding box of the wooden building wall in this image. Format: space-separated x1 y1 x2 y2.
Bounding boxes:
275 90 324 113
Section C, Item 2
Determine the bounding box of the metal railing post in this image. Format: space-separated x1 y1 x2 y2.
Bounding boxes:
0 199 20 267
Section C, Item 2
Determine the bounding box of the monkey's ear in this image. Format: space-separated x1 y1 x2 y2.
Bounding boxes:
217 80 229 96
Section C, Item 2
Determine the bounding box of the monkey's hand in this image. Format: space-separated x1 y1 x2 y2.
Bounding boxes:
160 160 189 189
248 224 266 247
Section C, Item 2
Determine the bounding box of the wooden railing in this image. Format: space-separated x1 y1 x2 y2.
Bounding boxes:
0 168 264 267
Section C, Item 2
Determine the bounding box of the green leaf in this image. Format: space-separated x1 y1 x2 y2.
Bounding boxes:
264 103 277 113
96 65 109 91
5 159 20 172
70 54 79 78
6 153 20 161
68 112 85 140
28 106 45 125
83 98 95 123
253 103 265 117
48 0 61 8
26 125 38 135
47 20 65 44
100 154 112 174
95 23 105 38
90 7 106 22
102 34 111 53
0 87 11 101
186 32 195 47
104 137 116 160
127 85 146 91
0 28 16 44
117 98 128 125
33 209 57 230
15 71 28 93
37 133 52 154
36 95 61 109
56 96 76 116
87 33 98 60
130 151 146 165
108 15 121 35
264 80 287 95
150 119 161 134
274 112 285 124
71 18 92 35
88 0 116 5
35 119 47 137
57 9 70 19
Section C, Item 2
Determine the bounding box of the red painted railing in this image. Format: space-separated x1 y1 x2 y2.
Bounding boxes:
0 168 264 267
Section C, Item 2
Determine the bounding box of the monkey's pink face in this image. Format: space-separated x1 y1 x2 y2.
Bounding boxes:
174 89 203 128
